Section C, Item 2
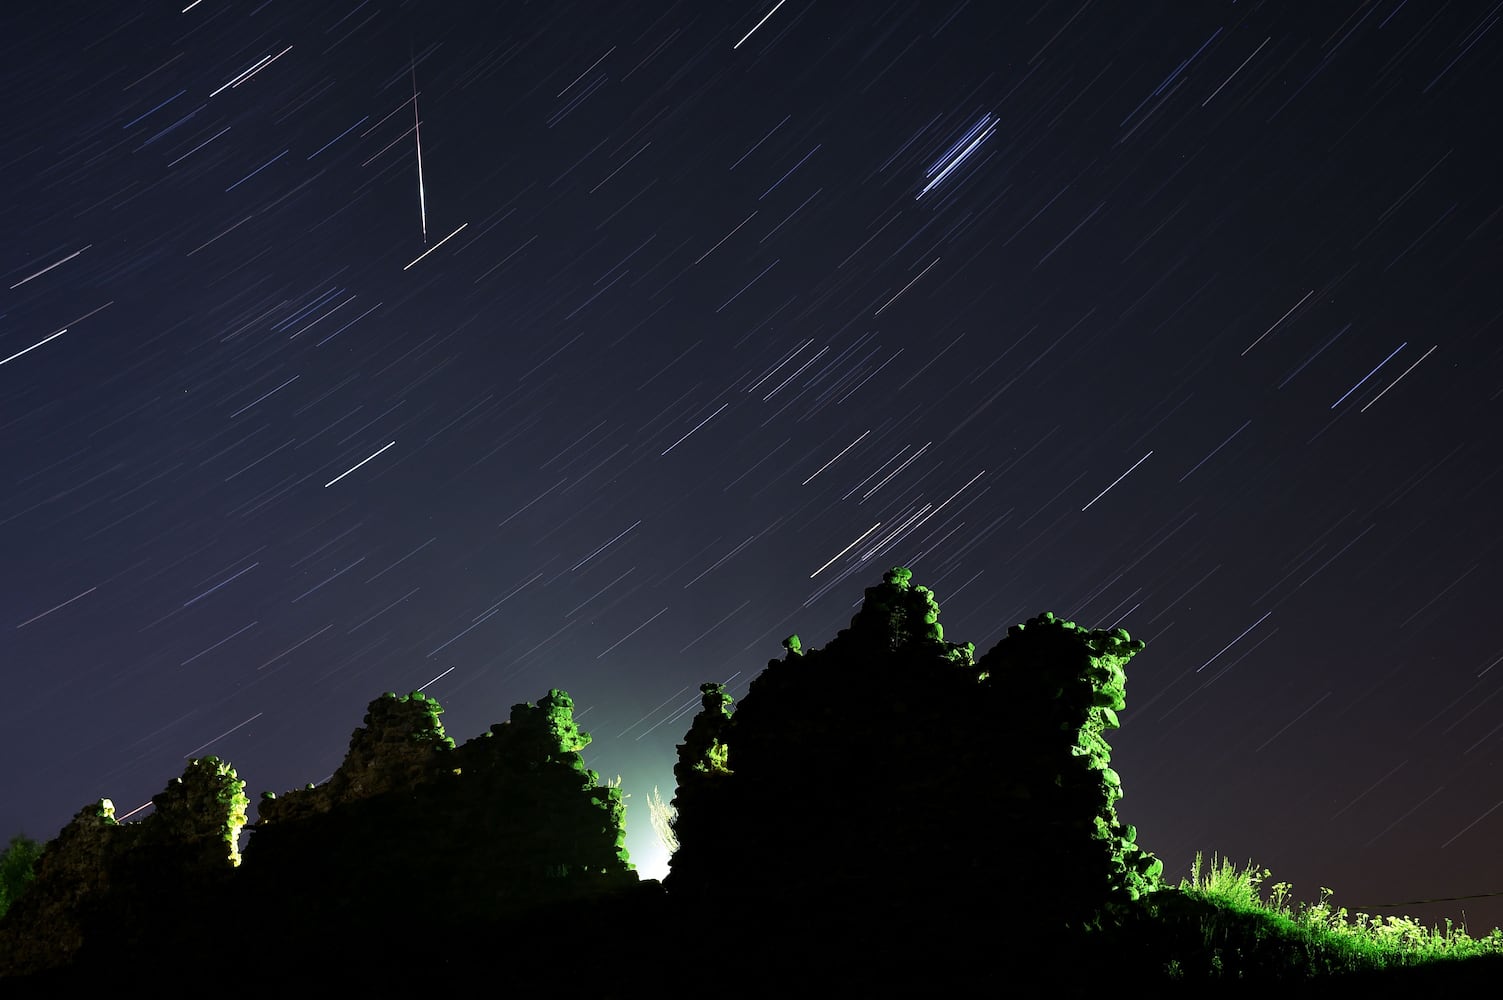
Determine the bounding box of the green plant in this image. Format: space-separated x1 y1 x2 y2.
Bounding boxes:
1174 850 1503 979
0 834 44 920
647 784 677 856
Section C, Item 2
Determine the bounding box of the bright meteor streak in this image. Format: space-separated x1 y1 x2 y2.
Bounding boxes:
403 223 468 270
1082 450 1153 511
810 522 883 578
183 712 265 759
734 0 788 50
412 57 427 241
0 327 66 367
325 441 396 487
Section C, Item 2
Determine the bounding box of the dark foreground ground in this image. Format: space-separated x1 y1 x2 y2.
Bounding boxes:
6 881 1502 996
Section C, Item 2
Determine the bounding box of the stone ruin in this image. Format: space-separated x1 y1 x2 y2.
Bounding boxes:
666 566 1164 929
0 756 249 975
0 688 634 976
1 566 1164 980
246 688 635 933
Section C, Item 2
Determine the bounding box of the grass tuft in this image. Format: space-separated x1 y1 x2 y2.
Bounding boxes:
1171 851 1503 979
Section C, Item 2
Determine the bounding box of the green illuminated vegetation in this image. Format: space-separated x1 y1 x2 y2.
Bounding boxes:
0 567 1499 990
1142 852 1503 985
0 836 43 922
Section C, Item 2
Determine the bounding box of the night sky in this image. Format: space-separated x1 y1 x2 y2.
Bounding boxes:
4 1 1503 934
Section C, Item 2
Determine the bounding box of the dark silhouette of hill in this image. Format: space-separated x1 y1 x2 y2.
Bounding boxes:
1 567 1499 994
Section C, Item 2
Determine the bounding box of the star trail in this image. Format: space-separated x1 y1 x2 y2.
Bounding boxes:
2 2 1502 930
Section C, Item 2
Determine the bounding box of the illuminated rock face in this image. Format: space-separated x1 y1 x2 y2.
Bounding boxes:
666 567 1163 924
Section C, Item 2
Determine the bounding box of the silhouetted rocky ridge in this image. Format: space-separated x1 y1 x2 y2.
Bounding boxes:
2 568 1498 993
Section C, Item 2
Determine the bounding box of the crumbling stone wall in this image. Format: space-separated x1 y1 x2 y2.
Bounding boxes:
0 756 247 977
244 687 635 935
454 689 632 880
666 681 735 891
256 689 456 826
0 800 117 976
978 610 1164 913
0 689 636 977
137 754 251 870
665 567 1163 926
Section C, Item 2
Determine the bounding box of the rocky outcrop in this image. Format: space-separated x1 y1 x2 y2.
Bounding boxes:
0 690 634 977
255 689 456 825
666 566 1163 927
2 567 1164 985
976 608 1164 914
234 687 637 936
0 756 247 977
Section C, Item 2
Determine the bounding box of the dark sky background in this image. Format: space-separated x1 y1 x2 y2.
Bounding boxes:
4 1 1502 935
